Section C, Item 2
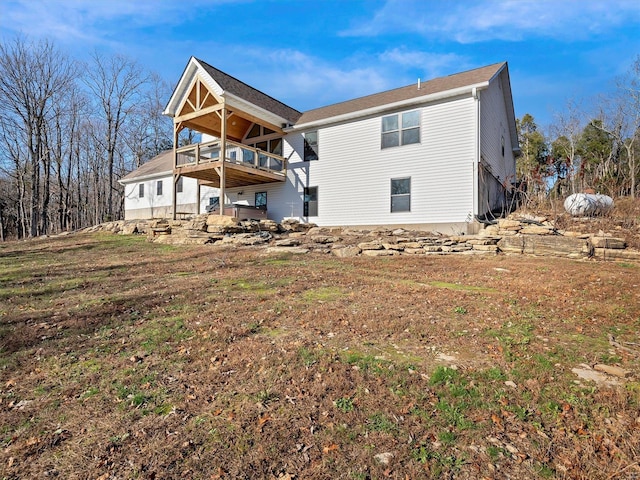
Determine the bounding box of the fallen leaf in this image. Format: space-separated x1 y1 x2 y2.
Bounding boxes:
491 413 502 427
25 437 40 446
322 444 339 453
258 414 272 427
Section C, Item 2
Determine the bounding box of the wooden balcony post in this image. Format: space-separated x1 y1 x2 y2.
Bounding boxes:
219 105 227 215
172 122 179 220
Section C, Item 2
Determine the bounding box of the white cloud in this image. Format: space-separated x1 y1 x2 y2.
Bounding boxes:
222 47 395 110
0 0 242 47
342 0 640 43
378 48 467 78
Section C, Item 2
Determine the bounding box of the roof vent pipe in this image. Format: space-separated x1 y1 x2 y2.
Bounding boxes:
417 78 421 90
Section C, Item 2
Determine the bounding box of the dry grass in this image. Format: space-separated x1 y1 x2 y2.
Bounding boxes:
1 233 639 479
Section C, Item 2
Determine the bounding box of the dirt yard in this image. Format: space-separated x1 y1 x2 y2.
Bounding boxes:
1 233 638 479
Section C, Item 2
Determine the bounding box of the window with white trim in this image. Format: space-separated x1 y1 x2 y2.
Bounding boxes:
255 191 267 209
304 186 318 216
304 131 318 161
390 177 411 212
138 184 144 198
156 180 163 196
381 110 420 149
176 176 183 193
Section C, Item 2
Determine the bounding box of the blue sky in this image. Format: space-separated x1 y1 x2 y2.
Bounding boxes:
1 0 639 127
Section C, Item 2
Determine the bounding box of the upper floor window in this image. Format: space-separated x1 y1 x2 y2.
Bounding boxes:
381 110 420 149
156 180 163 196
304 131 319 161
138 184 144 198
246 123 277 140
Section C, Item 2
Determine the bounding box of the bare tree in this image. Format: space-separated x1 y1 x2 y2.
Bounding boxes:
84 52 148 221
549 99 584 196
591 56 640 198
0 36 77 236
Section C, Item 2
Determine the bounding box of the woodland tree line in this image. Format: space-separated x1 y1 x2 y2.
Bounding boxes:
0 36 176 240
0 36 638 240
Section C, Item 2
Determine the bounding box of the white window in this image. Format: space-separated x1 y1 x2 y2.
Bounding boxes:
391 178 410 212
138 184 144 198
156 180 163 196
176 176 183 193
381 111 420 149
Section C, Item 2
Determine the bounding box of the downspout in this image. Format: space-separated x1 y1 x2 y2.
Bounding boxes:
172 123 179 220
472 87 480 222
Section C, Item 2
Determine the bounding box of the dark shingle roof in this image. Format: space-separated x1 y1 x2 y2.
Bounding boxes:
120 150 173 182
295 62 506 125
196 58 302 124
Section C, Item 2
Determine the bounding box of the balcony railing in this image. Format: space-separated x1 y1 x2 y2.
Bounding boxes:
175 139 286 175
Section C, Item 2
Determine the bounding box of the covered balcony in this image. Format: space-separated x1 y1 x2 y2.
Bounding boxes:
163 58 302 218
174 139 287 188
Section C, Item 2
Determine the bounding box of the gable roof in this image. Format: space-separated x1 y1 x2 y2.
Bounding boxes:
119 150 173 183
162 59 518 154
294 62 507 127
196 58 302 124
163 57 301 126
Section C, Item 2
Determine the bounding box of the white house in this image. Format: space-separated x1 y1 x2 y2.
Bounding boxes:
119 150 219 219
125 57 519 232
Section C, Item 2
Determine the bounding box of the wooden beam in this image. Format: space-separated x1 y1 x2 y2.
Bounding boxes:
174 103 224 123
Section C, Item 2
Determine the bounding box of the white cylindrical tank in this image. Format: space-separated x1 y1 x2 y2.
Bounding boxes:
564 193 614 216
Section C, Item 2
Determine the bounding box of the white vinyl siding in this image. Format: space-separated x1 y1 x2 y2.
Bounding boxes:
480 77 516 184
479 74 517 215
122 175 218 220
296 97 475 227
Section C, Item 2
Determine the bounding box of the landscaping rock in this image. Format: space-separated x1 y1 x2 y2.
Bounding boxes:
275 238 302 247
206 215 239 227
332 246 361 258
309 235 340 244
590 236 626 249
520 225 554 235
498 236 524 254
374 452 394 465
593 248 640 261
358 242 383 250
522 235 590 258
594 364 630 378
362 249 396 256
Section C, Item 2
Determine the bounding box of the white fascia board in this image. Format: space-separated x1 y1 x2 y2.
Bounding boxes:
118 170 172 186
288 82 490 131
163 58 224 117
163 58 199 116
225 92 290 127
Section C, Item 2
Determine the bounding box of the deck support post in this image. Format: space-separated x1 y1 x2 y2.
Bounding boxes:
172 123 179 220
219 105 227 216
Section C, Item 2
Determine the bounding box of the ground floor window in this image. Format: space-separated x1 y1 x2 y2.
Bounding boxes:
304 186 318 216
138 184 144 198
176 176 183 193
157 180 163 196
391 177 410 212
255 191 267 209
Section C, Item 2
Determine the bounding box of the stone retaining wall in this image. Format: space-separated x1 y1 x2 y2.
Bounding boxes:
81 214 640 262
